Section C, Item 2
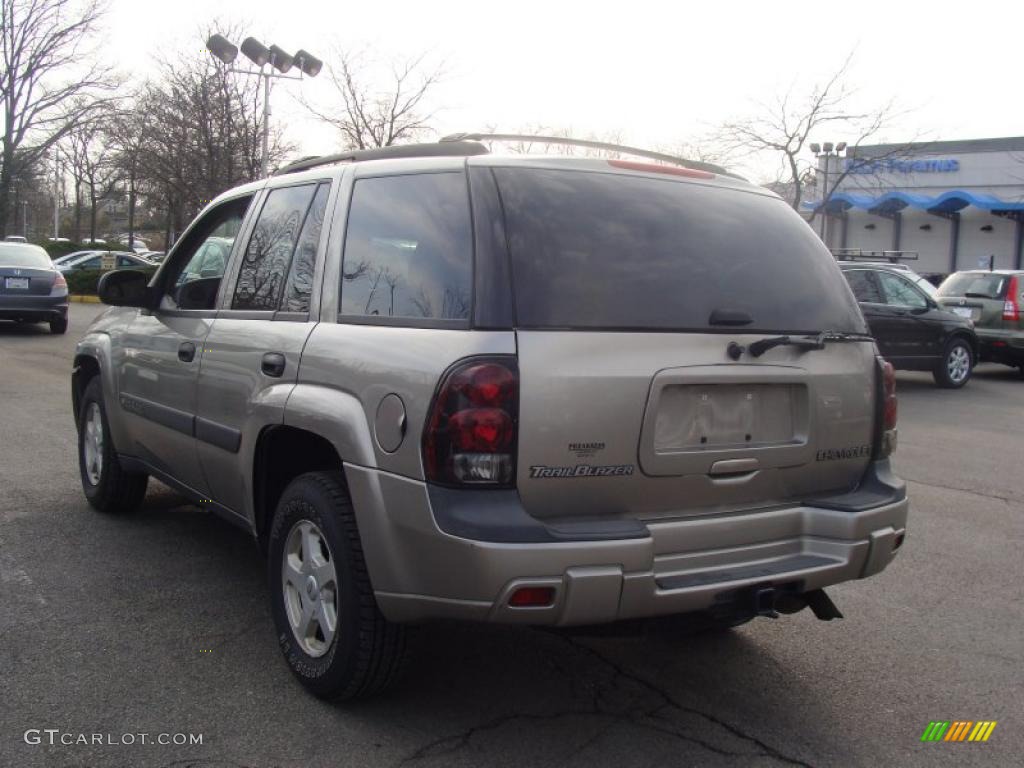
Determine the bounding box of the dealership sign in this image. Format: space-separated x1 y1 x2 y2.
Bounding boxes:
845 157 960 175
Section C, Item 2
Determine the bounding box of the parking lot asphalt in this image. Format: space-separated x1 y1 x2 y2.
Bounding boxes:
1 303 1021 768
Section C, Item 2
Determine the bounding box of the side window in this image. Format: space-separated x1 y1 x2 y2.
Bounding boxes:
281 183 330 314
843 269 883 303
232 184 318 311
162 196 252 311
878 271 928 309
340 173 472 321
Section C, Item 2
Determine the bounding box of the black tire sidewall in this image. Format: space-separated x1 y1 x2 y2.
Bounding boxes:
50 316 68 334
267 474 367 698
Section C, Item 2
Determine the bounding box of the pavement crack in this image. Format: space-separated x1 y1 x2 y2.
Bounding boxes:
560 636 816 768
903 476 1021 506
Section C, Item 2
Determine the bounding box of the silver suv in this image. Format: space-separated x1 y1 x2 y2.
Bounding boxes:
72 138 908 700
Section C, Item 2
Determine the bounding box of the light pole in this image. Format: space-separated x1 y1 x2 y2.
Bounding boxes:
206 34 322 178
810 141 847 244
53 156 61 240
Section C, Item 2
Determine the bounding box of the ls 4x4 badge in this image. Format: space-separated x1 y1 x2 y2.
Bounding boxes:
529 464 635 479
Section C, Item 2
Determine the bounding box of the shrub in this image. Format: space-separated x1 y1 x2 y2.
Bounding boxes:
64 267 157 296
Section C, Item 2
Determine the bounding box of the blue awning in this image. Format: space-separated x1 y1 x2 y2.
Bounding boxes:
805 189 1024 214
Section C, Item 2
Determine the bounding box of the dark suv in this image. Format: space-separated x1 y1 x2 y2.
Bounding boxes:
72 138 908 700
840 263 978 388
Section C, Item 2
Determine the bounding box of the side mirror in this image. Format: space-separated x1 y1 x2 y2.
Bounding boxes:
97 269 152 308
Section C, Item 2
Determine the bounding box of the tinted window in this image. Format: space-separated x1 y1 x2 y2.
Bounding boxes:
340 173 472 321
233 184 318 311
493 169 865 333
937 272 1009 300
877 271 927 308
282 183 330 313
843 269 884 303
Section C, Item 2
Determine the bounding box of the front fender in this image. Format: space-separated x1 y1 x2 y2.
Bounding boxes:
73 333 133 450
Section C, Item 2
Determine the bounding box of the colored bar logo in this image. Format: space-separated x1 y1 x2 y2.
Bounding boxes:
921 721 997 742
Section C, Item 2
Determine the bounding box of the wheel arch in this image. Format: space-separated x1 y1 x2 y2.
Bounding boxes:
947 329 979 359
252 424 347 552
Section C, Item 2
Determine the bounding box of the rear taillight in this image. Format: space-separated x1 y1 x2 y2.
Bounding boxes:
873 357 898 459
423 357 518 486
1003 276 1019 321
51 272 67 295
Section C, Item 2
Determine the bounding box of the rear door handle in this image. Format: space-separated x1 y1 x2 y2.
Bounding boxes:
178 341 196 363
261 352 286 378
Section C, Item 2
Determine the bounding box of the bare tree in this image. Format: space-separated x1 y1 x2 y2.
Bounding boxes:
108 103 149 248
0 0 118 235
718 53 900 217
138 23 292 241
304 50 443 149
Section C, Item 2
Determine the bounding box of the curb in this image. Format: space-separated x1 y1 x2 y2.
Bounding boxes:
69 295 102 304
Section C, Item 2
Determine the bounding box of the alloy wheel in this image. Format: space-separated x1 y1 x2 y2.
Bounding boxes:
947 345 971 384
281 519 339 658
83 402 104 486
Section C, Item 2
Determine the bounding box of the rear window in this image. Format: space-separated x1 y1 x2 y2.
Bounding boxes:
493 168 865 333
0 244 51 268
937 273 1009 300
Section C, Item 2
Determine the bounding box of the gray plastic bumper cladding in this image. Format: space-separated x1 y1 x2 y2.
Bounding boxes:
347 461 907 626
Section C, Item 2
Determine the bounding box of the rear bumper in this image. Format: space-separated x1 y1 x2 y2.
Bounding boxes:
346 461 908 626
976 329 1024 365
0 293 68 321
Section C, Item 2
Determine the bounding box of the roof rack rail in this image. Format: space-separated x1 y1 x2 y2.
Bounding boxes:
274 141 489 176
832 248 919 263
440 132 735 177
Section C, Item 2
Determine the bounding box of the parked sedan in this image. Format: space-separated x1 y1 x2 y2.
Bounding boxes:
0 242 69 334
936 270 1024 375
840 263 978 388
57 251 155 273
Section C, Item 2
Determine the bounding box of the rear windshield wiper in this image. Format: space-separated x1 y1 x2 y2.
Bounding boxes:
728 331 873 360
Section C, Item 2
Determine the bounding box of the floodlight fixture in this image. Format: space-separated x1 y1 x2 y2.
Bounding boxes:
809 143 821 154
241 37 271 67
294 49 323 78
269 45 294 73
206 34 238 65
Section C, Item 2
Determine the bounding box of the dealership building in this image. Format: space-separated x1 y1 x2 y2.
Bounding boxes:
809 136 1024 275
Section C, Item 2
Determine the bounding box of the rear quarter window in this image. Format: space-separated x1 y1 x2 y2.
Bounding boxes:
339 172 472 323
492 168 865 334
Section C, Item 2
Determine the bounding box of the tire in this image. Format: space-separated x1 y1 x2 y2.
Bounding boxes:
268 471 407 700
50 316 68 334
933 338 973 389
77 377 148 513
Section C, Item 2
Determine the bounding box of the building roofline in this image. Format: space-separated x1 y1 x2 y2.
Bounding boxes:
850 136 1024 157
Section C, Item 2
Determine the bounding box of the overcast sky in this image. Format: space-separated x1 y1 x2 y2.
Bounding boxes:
108 0 1023 179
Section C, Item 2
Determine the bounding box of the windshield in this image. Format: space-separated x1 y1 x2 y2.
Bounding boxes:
0 244 52 268
493 168 866 334
937 273 1009 299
